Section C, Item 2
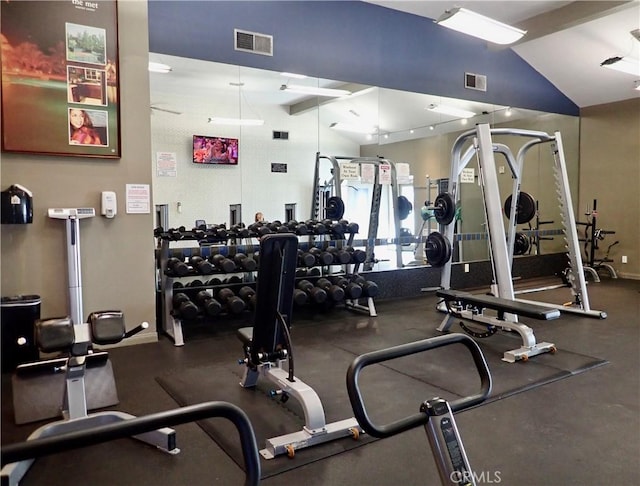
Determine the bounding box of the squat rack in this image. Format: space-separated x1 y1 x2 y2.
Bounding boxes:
311 153 408 270
439 123 605 319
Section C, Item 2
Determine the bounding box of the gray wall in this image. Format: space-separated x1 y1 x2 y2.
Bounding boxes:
1 1 157 344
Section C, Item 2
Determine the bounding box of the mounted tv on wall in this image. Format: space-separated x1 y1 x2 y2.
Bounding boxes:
193 135 238 165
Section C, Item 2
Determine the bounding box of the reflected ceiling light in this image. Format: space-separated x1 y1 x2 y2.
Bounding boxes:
280 72 307 79
600 56 640 76
148 61 172 73
281 84 351 97
208 117 264 126
505 107 512 117
429 125 435 131
435 7 526 45
330 122 377 134
428 103 475 118
461 119 468 125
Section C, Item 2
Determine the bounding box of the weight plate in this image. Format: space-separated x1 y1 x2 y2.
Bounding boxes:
397 195 413 221
433 193 455 225
504 192 536 224
425 231 452 267
325 196 345 220
513 232 530 255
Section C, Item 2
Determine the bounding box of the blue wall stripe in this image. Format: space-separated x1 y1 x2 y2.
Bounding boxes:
148 1 578 116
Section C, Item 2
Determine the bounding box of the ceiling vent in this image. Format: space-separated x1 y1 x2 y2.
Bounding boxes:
234 29 273 56
465 72 487 92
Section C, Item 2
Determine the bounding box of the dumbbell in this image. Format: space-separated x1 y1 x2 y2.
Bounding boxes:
167 257 190 277
225 275 243 285
209 254 237 273
346 222 360 234
329 221 347 238
331 276 363 300
217 288 246 314
234 253 257 271
296 279 327 304
238 286 256 308
195 290 222 317
316 278 345 302
206 277 223 286
306 268 321 277
292 288 309 306
309 247 333 266
172 281 184 290
172 293 199 320
189 255 215 275
306 220 327 235
352 275 379 298
345 246 367 264
288 221 309 235
326 246 351 264
187 279 204 288
298 249 316 268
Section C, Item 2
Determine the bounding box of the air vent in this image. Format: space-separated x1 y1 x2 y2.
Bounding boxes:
234 29 273 56
465 72 487 92
273 131 289 140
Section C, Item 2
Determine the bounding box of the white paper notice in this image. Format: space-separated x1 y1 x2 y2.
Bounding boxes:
126 184 151 214
156 152 177 177
340 162 360 180
360 163 375 184
379 163 392 185
461 168 475 183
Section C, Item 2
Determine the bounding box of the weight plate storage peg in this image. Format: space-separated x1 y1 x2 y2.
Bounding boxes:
325 196 345 220
425 231 452 267
504 192 536 225
433 193 455 225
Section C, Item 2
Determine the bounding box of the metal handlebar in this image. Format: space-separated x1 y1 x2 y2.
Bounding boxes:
346 333 492 439
1 401 261 486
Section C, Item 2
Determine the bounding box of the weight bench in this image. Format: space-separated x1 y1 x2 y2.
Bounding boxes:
237 233 362 459
436 289 559 363
2 311 178 486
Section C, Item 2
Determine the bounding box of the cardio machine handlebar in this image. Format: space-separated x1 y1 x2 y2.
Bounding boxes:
346 333 492 439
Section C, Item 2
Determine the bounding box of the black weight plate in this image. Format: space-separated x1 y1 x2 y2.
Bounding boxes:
425 231 452 267
325 196 345 220
513 232 530 256
397 195 413 221
504 192 536 224
433 193 455 225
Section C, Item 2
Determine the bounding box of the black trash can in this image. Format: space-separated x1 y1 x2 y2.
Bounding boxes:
1 295 41 373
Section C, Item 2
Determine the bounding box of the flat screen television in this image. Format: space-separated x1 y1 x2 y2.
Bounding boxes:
193 135 238 165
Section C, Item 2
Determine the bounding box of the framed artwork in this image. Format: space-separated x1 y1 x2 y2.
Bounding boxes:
1 0 121 158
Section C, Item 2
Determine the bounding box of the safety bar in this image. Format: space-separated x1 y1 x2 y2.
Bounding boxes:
1 401 261 486
346 333 492 439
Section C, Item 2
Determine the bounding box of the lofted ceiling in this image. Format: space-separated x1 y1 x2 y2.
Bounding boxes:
149 1 640 145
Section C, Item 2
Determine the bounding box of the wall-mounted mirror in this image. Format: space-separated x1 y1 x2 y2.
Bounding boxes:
149 54 579 272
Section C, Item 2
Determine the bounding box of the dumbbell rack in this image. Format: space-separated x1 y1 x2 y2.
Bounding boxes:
156 228 378 346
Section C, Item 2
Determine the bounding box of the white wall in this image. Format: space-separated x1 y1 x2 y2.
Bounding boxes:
151 100 358 229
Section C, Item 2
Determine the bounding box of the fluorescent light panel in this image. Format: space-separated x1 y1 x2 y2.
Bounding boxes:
282 84 351 97
280 72 307 79
148 62 172 73
330 122 376 134
435 7 526 45
208 117 264 126
600 57 640 76
428 104 475 119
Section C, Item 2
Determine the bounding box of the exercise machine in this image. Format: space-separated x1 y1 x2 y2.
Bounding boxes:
347 333 492 485
1 401 260 486
1 311 179 486
577 199 618 281
237 233 363 459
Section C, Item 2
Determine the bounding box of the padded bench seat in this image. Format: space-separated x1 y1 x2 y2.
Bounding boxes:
437 289 560 321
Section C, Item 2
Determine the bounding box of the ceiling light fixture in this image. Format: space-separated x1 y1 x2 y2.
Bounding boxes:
280 72 307 79
505 107 512 117
428 103 475 119
330 122 377 134
435 7 526 45
600 56 640 76
281 84 351 97
208 117 264 126
148 62 172 73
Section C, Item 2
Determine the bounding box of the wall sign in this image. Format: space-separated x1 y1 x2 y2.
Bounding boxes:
1 0 121 158
271 163 287 173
